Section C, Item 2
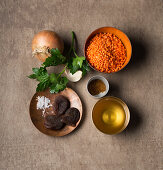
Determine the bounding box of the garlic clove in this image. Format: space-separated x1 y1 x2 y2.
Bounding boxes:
65 69 82 82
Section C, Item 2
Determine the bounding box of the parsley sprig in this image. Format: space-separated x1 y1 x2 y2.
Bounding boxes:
28 31 90 93
67 32 90 75
42 48 66 67
28 65 68 93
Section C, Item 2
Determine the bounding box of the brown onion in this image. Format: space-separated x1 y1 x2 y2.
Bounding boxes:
32 30 64 62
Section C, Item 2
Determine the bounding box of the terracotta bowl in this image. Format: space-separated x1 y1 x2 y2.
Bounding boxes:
29 88 82 136
84 27 132 73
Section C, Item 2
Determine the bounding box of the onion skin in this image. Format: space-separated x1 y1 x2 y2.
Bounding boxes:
32 30 64 62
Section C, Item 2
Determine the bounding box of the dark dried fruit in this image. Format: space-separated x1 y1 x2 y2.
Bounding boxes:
61 107 80 126
45 106 55 116
53 95 70 115
44 115 64 130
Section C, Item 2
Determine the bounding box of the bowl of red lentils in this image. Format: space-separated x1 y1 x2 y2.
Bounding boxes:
84 27 132 73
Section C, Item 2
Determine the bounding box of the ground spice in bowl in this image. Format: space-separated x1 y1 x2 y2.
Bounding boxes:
88 79 106 96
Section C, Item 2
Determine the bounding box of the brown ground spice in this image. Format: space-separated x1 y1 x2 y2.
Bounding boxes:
88 79 106 95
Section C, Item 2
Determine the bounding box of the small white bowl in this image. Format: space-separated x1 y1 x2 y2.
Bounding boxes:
87 76 109 98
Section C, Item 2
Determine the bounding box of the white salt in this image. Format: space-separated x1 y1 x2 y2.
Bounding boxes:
36 96 52 116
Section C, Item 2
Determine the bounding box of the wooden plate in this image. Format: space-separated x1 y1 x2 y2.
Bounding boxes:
29 88 82 136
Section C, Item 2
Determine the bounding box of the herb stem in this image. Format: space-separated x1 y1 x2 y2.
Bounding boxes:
72 48 78 58
68 31 75 56
71 31 75 48
57 64 67 79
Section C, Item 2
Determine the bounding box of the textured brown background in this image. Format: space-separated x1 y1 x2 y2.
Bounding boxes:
0 0 163 170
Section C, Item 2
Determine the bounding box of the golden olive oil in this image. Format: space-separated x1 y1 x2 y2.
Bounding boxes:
92 97 127 134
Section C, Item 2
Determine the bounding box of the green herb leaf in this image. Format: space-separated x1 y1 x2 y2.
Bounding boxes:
36 80 50 92
68 56 87 74
32 68 39 74
73 56 85 68
50 76 68 93
82 60 90 76
31 67 49 82
28 74 37 79
28 67 49 81
28 67 50 92
37 72 49 82
43 48 66 67
49 73 57 84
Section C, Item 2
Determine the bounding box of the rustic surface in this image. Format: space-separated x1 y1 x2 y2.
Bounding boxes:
0 0 162 169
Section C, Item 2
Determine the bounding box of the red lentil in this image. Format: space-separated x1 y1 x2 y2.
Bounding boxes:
86 33 127 73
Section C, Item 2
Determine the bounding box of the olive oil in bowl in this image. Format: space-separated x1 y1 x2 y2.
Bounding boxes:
92 97 130 135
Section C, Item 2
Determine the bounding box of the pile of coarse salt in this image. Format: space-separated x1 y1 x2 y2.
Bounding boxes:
36 96 52 116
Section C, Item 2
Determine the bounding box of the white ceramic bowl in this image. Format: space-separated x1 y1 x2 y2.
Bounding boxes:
87 75 109 98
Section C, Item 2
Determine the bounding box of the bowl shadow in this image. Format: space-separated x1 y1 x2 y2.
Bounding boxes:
107 82 143 135
120 36 148 73
63 39 71 57
122 104 143 135
107 81 121 98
